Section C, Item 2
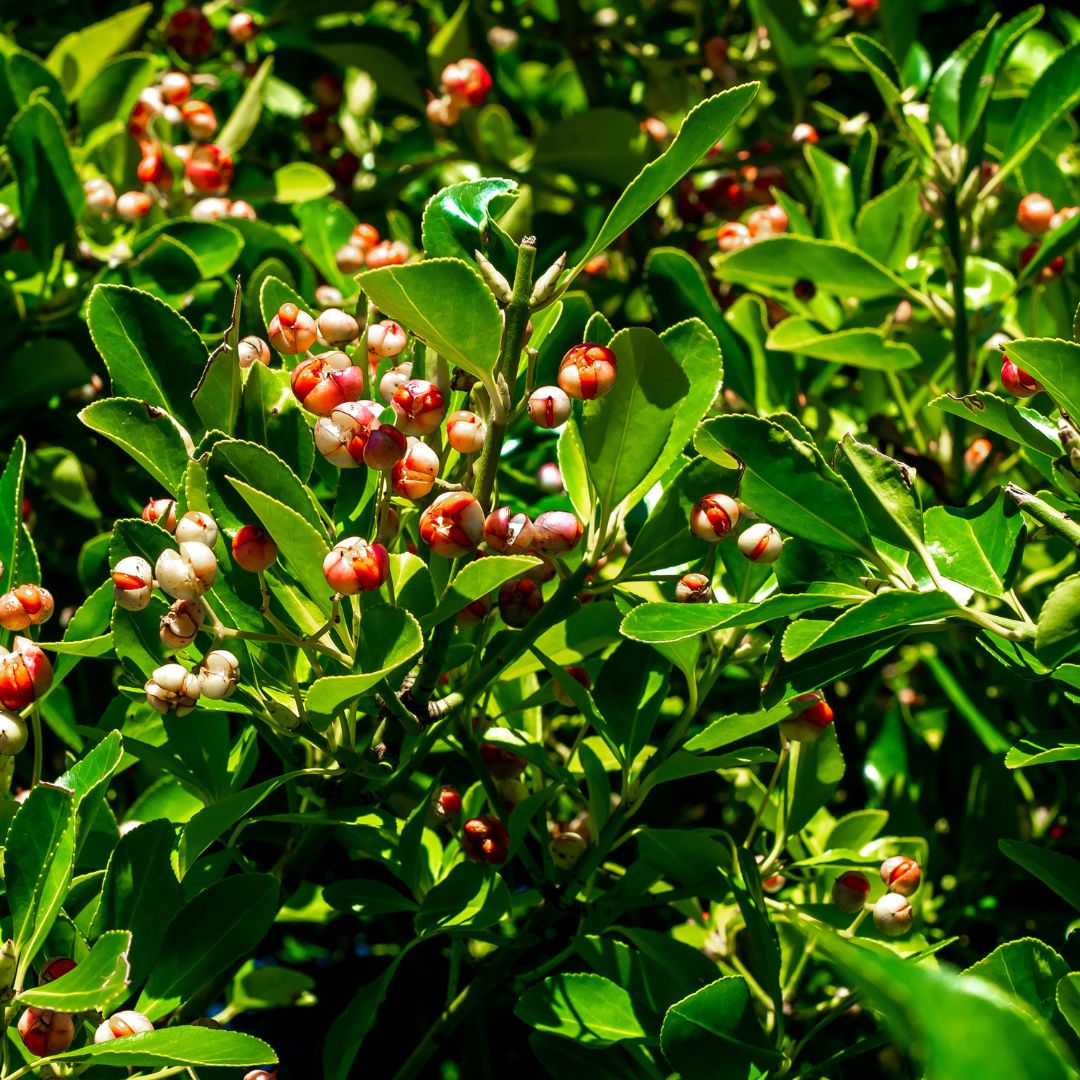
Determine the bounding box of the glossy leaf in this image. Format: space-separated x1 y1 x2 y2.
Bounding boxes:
421 177 518 262
533 108 648 186
930 392 1059 460
46 4 151 97
80 398 191 491
963 939 1068 1021
414 863 511 937
424 555 540 628
43 1029 277 1069
323 954 407 1080
219 56 273 154
1004 339 1080 421
1006 731 1080 768
295 197 359 295
1000 840 1080 912
833 435 924 552
18 930 131 1012
1035 573 1080 666
768 317 920 371
515 973 647 1046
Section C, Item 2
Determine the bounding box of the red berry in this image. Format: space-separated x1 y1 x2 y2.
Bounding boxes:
461 816 509 864
1017 192 1055 237
231 525 277 573
558 343 618 400
441 58 493 108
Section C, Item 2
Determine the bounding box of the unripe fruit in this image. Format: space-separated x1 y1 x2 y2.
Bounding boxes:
779 694 834 742
392 379 446 435
155 542 218 601
552 665 591 706
717 221 751 252
558 343 618 400
379 361 412 404
536 463 564 494
166 6 214 59
316 284 344 309
238 336 271 369
116 191 153 222
232 524 277 573
832 871 871 913
317 308 361 346
791 122 818 144
191 196 231 222
641 116 670 143
1017 192 1055 236
142 498 177 532
145 664 201 715
198 649 240 700
965 437 993 473
873 891 914 936
181 99 217 140
322 537 390 594
480 743 527 780
228 12 258 43
435 785 462 819
112 556 154 611
461 816 509 864
583 253 610 276
367 320 408 359
159 598 207 649
391 438 439 498
441 58 493 108
175 510 218 548
0 639 53 712
335 244 365 274
351 223 380 251
366 240 409 269
446 410 487 454
747 204 788 238
0 585 54 631
880 855 921 896
738 522 783 563
528 386 572 429
314 400 381 467
94 1010 154 1043
420 492 485 557
426 94 461 127
1000 356 1042 398
550 831 587 870
269 303 318 355
292 354 366 416
84 177 116 213
675 572 712 603
499 577 543 627
18 1008 75 1056
0 708 28 755
160 71 192 106
690 493 740 541
363 424 408 471
484 508 534 555
531 511 583 555
185 144 233 195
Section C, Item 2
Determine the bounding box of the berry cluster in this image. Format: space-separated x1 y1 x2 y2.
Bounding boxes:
426 58 494 127
832 854 923 937
0 585 54 756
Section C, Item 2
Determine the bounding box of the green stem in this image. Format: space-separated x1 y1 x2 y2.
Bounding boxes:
1006 483 1080 548
744 746 789 850
29 707 42 787
943 191 971 487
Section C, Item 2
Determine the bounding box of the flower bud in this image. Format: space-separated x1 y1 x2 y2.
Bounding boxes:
363 424 408 471
558 343 618 400
335 244 365 274
779 693 834 742
198 649 240 700
292 353 366 416
145 663 201 715
238 336 271 369
391 438 439 499
527 386 572 429
191 196 231 222
461 816 509 864
880 855 921 896
38 957 77 985
232 524 277 573
446 410 487 454
155 542 217 601
112 556 154 611
832 871 871 913
738 522 782 563
175 510 218 547
366 240 409 269
0 708 28 755
317 308 360 346
536 463 564 494
791 122 818 144
314 400 381 467
379 361 412 404
160 598 207 649
228 11 258 43
116 191 153 222
322 537 390 594
94 1010 154 1043
142 497 177 532
550 831 587 870
181 99 217 140
367 319 408 360
552 665 591 706
499 577 543 627
84 177 116 214
1017 192 1054 237
269 302 318 356
675 572 712 603
434 785 462 819
717 221 751 252
18 1008 75 1056
441 58 493 108
872 891 913 936
0 584 54 631
531 511 583 555
420 492 485 557
690 493 740 541
484 508 534 554
1000 356 1042 398
392 379 446 436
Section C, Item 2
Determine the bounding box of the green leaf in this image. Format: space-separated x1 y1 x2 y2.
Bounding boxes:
804 924 1078 1079
750 0 814 110
833 435 924 552
963 939 1068 1021
930 391 1059 460
0 338 90 417
80 398 191 491
295 198 359 295
767 317 920 371
0 437 25 594
661 976 780 1079
134 221 243 280
78 53 155 135
1000 839 1080 913
533 109 648 186
136 873 280 1021
730 845 782 1010
696 414 877 559
421 178 518 262
1006 731 1080 768
5 99 84 266
323 954 407 1080
515 973 647 1047
238 363 313 480
272 162 334 203
786 729 846 833
4 784 76 985
357 258 504 384
805 144 855 244
18 930 131 1012
414 862 511 938
1004 338 1080 421
1035 573 1080 666
715 236 913 300
855 179 923 269
424 556 540 628
41 1028 277 1069
87 284 207 433
685 701 805 753
45 4 151 97
218 57 273 154
567 83 759 282
847 32 904 106
1057 974 1080 1039
580 327 689 517
924 489 1024 598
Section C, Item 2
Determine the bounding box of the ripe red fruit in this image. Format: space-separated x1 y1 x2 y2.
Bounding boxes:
441 58 493 107
558 343 618 400
847 0 879 21
435 785 462 818
116 191 153 222
747 204 788 238
461 816 509 864
136 145 171 188
228 12 258 43
1000 356 1042 398
391 438 439 499
160 71 191 105
527 386 573 429
181 99 217 140
364 424 408 471
351 223 380 251
366 240 409 268
0 585 55 632
832 871 871 913
717 221 751 252
445 410 487 454
18 1008 75 1056
552 665 591 706
791 122 818 144
392 380 446 436
232 525 277 573
499 577 543 627
142 497 177 532
675 572 712 604
185 144 233 195
689 494 740 541
419 492 485 557
530 511 583 555
166 7 215 59
780 694 834 742
1016 192 1055 236
880 855 921 896
322 537 390 594
484 508 534 555
292 354 366 416
38 957 77 984
0 638 53 711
